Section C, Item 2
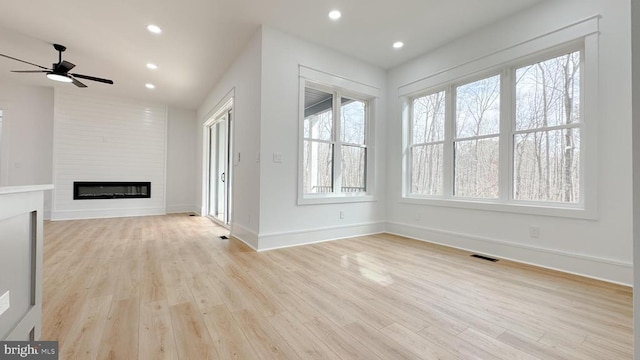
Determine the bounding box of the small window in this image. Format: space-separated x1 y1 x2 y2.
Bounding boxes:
300 83 372 201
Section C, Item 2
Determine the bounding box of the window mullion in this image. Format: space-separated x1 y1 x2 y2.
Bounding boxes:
499 68 514 202
442 85 454 198
333 91 342 193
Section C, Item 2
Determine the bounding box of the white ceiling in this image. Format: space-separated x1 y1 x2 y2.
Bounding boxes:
0 0 543 109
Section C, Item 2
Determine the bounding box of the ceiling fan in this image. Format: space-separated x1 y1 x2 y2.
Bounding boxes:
0 44 113 88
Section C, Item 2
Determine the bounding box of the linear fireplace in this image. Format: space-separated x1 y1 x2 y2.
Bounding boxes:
73 181 151 200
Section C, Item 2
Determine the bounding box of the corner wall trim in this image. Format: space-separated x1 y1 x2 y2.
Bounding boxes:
231 223 259 250
386 221 632 286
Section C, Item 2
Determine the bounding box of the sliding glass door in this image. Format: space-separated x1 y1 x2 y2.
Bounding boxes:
208 111 231 225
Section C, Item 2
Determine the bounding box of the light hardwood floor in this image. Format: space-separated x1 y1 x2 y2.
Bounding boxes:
42 214 632 359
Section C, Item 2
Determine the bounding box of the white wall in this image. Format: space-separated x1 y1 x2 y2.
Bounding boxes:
197 29 263 248
386 0 632 284
52 90 167 220
0 82 53 217
631 0 640 356
166 106 198 213
258 27 387 249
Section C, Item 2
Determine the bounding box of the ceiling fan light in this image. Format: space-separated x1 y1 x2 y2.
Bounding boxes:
47 73 72 83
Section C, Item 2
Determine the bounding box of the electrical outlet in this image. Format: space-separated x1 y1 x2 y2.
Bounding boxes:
339 210 345 219
0 291 10 316
529 226 540 239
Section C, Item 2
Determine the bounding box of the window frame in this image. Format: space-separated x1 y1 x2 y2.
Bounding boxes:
401 22 598 220
408 89 447 196
298 75 377 205
452 72 502 200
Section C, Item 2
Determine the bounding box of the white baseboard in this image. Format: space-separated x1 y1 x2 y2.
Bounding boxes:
231 223 259 250
386 221 632 286
50 207 166 221
258 221 386 251
166 204 199 214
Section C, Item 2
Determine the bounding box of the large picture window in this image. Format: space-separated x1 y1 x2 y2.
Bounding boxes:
301 82 372 203
407 48 584 208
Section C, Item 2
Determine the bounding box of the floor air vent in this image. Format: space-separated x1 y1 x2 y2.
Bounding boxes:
471 254 498 262
219 235 229 240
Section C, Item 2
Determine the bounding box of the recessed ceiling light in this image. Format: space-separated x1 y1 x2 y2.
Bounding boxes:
393 41 404 49
146 24 162 34
146 63 158 70
328 10 341 20
145 83 155 89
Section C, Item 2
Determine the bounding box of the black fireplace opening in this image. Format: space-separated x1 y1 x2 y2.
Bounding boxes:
73 181 151 200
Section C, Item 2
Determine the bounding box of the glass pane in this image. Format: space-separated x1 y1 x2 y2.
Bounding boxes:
514 128 580 203
341 98 366 145
304 87 333 141
413 91 445 144
341 145 366 192
303 140 333 194
454 137 499 198
516 51 581 131
411 144 443 196
456 75 500 138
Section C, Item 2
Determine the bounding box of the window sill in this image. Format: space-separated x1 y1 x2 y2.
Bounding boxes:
298 194 377 205
400 196 597 220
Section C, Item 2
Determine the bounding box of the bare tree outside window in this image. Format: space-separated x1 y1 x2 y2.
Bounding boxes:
341 99 367 192
514 51 581 203
405 47 583 207
454 75 501 199
410 91 445 195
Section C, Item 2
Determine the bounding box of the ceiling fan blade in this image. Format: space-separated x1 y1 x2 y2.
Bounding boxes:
0 53 49 70
56 60 75 73
11 70 48 73
71 77 87 88
70 73 113 84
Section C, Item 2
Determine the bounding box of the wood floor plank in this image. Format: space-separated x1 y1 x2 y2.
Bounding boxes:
267 311 340 360
42 215 633 360
139 300 179 360
200 305 260 360
58 295 112 360
496 330 585 360
169 302 219 360
96 297 140 360
302 317 383 360
379 323 461 360
231 309 300 360
345 321 420 360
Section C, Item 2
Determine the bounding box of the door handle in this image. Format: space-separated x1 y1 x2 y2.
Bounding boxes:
221 172 225 182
